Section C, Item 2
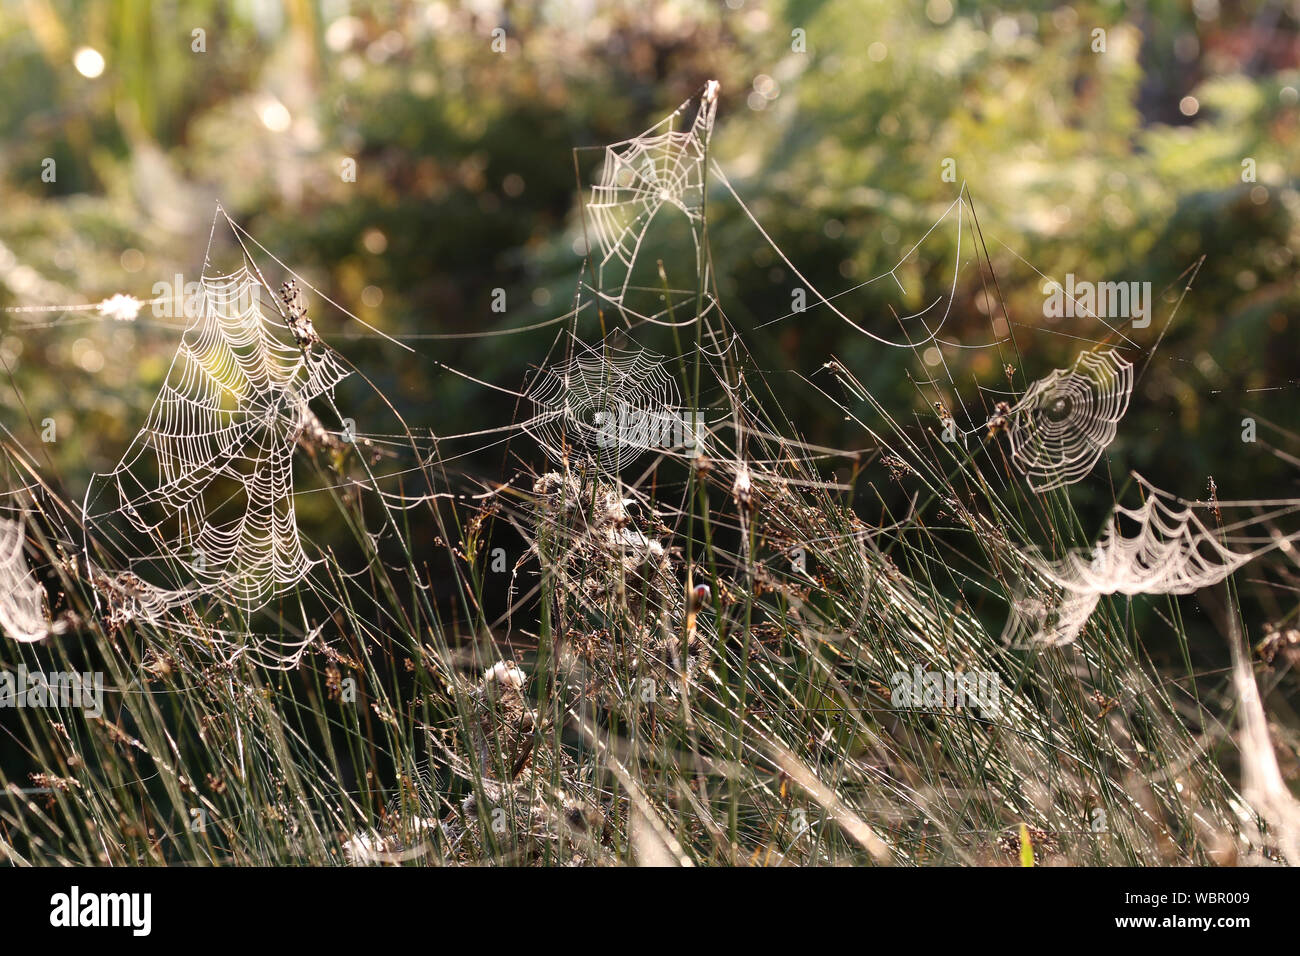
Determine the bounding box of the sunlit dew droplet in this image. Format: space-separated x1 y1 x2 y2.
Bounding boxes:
324 16 363 52
260 99 292 132
73 47 105 78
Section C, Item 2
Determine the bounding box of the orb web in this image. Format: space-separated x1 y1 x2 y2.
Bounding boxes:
587 81 718 301
83 266 350 618
523 339 685 472
1003 348 1133 491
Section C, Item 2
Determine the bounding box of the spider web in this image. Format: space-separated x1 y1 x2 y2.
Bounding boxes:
83 265 350 620
1008 478 1300 645
713 161 1151 483
2 78 1284 866
1 80 1213 682
0 517 48 643
524 337 699 472
587 80 718 307
1001 348 1133 492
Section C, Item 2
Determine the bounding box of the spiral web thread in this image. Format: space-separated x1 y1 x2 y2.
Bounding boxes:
1004 348 1133 492
83 266 350 623
0 517 48 643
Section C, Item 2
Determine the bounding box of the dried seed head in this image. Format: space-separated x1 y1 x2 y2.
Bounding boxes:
986 401 1012 438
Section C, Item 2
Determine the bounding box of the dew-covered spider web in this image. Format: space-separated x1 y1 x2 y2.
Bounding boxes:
708 156 1149 495
5 75 1298 868
1005 476 1300 646
524 336 708 473
61 207 379 671
83 265 349 620
0 516 48 643
0 78 1260 678
1000 348 1133 492
587 81 718 307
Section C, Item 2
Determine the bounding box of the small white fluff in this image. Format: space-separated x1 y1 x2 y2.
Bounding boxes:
732 466 751 498
483 660 525 688
97 293 142 322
